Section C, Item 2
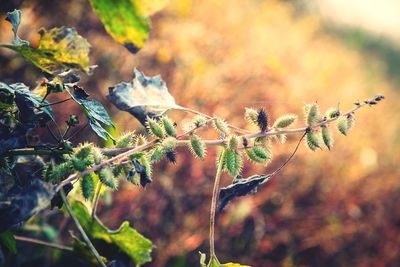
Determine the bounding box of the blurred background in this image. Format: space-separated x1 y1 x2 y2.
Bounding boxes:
1 0 399 266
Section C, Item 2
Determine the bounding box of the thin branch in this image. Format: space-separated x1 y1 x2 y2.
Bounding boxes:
67 122 89 140
14 235 73 251
4 148 69 156
209 149 225 261
92 183 102 219
46 123 60 143
39 97 72 108
60 189 107 267
57 100 371 191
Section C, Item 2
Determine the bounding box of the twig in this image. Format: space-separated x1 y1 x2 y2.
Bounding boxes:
14 235 73 251
67 122 89 140
92 183 102 219
39 97 72 108
57 100 371 191
46 123 60 143
60 189 107 267
209 149 225 262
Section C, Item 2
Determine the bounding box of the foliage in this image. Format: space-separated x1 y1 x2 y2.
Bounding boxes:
0 3 387 267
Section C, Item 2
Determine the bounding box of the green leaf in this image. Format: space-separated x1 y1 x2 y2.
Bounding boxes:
89 0 167 53
108 69 182 125
70 201 153 265
0 230 16 254
219 174 271 212
199 252 251 267
2 10 92 75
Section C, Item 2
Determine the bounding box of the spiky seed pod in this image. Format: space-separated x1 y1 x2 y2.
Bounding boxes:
189 134 206 159
276 134 287 144
337 116 348 135
245 147 271 163
74 143 93 159
161 136 177 151
116 131 135 148
227 135 239 151
98 168 118 190
135 134 147 146
245 108 259 125
112 165 123 177
71 156 87 172
306 130 320 151
192 115 208 128
225 149 243 177
346 113 355 131
256 137 273 157
216 149 226 169
162 116 176 137
139 155 152 180
91 147 104 165
212 117 230 135
273 114 298 128
145 117 165 139
166 150 177 164
321 125 333 150
81 174 95 199
150 146 166 162
326 107 340 119
257 108 268 132
304 103 320 126
48 162 72 183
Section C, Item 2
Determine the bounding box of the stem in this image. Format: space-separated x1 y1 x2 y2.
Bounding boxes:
39 97 72 108
60 189 107 267
46 123 60 143
62 125 71 140
4 148 70 156
67 122 89 140
209 149 226 260
92 183 102 219
14 235 73 251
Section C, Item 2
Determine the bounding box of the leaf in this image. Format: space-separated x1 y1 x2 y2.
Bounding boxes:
108 69 181 125
0 230 16 254
0 178 55 232
2 10 92 75
218 174 271 212
70 201 153 265
89 0 167 53
199 252 251 267
66 85 115 140
72 235 109 265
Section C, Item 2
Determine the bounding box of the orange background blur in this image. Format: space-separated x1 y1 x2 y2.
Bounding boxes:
1 0 399 266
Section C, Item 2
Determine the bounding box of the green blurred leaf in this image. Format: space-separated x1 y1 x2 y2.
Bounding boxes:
0 230 16 254
89 0 167 53
2 10 92 75
108 69 182 125
199 252 251 267
72 236 108 266
70 201 153 265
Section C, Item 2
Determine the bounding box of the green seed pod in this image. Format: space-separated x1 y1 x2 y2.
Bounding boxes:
306 131 320 151
189 134 206 159
74 143 92 159
135 134 147 146
216 149 227 169
112 165 123 177
161 136 177 151
225 149 243 177
346 113 355 131
227 135 239 151
98 168 118 190
326 107 340 119
146 117 165 139
212 117 230 135
321 125 333 150
49 162 72 183
71 156 87 172
91 146 103 165
273 114 298 128
245 108 259 125
81 174 94 199
151 145 166 162
162 116 176 137
245 146 270 163
304 103 320 126
276 134 287 144
140 155 152 179
337 116 348 135
116 131 135 148
192 115 208 128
